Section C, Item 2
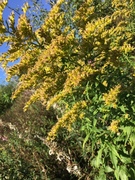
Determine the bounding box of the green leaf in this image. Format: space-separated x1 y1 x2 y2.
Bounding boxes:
85 81 90 100
119 166 128 180
120 155 131 164
104 166 114 173
93 118 97 127
129 133 135 154
114 167 120 180
93 109 98 115
122 126 132 143
109 145 121 159
131 105 135 112
114 160 128 180
130 144 135 154
98 168 106 180
83 133 90 150
110 151 118 168
91 148 103 168
120 105 126 113
129 133 135 145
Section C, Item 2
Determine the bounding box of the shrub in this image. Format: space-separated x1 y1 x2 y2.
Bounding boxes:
0 82 16 114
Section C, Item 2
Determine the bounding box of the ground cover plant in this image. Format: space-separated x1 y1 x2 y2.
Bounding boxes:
0 0 135 179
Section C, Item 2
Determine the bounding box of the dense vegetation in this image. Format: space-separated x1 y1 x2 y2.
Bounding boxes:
0 82 15 114
0 0 135 179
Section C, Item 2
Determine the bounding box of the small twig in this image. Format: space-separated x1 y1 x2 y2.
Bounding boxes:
35 135 83 178
7 5 21 16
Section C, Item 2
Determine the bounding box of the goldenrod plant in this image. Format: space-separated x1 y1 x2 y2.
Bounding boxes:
0 0 135 179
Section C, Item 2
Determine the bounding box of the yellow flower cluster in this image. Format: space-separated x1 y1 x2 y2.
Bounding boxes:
73 0 94 27
64 66 98 92
40 0 65 38
101 61 116 74
47 101 87 140
120 43 134 54
22 2 29 14
0 0 135 142
17 15 32 38
46 65 97 110
108 120 119 133
82 16 112 39
102 85 121 108
46 89 71 110
112 0 133 8
0 0 7 33
102 81 108 87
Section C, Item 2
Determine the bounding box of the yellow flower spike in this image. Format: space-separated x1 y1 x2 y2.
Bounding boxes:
0 0 134 145
79 112 85 119
22 2 29 14
47 101 87 140
102 81 108 87
124 114 129 119
108 120 119 133
103 85 121 107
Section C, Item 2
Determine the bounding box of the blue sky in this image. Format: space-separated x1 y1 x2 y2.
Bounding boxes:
0 0 26 84
0 0 50 84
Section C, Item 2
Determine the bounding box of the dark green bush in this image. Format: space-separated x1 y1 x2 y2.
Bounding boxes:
0 82 16 114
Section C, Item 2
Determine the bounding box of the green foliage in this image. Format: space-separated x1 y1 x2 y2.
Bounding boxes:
0 81 16 114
